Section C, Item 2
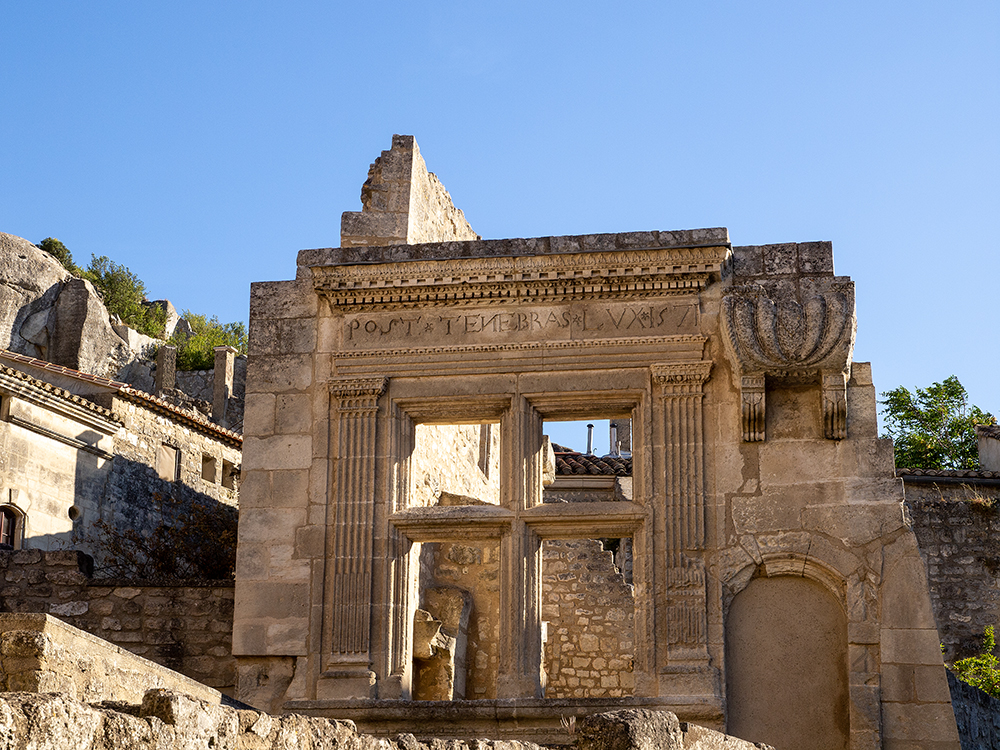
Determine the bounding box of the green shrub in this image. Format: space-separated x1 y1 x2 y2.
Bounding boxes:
80 255 166 337
170 311 247 370
880 376 996 469
38 237 82 275
952 625 1000 697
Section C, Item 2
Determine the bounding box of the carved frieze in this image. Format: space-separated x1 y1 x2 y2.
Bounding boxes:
721 280 856 441
312 246 730 310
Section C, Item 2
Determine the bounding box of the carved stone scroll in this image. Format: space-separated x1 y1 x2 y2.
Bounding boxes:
721 280 855 442
328 377 388 660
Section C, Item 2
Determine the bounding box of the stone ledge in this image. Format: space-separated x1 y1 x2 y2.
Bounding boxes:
283 697 725 746
0 613 220 705
298 227 731 269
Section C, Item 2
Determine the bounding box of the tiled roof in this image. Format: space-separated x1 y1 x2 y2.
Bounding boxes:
554 448 631 476
0 364 119 423
896 468 1000 481
0 350 242 446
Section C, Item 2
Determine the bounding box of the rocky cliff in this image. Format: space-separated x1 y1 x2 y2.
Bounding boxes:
0 232 154 381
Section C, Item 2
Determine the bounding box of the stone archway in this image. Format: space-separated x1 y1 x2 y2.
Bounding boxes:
725 574 849 750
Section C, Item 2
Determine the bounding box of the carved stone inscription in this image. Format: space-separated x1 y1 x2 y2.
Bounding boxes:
343 300 700 349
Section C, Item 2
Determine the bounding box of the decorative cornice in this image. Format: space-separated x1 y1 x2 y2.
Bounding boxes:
334 335 708 362
312 247 730 310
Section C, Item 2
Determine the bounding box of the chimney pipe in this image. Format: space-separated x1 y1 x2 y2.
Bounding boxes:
610 424 619 456
586 423 594 455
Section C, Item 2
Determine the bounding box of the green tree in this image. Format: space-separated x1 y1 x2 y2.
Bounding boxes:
37 237 81 275
880 376 996 469
169 311 248 370
952 626 1000 698
81 255 165 337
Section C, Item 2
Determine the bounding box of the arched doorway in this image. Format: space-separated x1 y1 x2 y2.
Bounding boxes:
725 574 849 750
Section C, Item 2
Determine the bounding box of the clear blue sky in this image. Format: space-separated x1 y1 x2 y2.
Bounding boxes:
3 2 998 428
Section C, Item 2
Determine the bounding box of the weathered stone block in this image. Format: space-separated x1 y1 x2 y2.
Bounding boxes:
243 435 312 471
881 628 945 666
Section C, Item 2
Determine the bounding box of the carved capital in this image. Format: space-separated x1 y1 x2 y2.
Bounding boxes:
721 279 856 442
651 361 712 396
330 377 388 413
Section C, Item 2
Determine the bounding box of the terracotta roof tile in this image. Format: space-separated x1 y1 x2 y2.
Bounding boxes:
0 350 241 446
0 364 120 423
555 450 631 476
896 468 1000 480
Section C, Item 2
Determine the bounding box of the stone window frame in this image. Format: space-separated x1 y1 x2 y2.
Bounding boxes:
384 387 651 700
156 443 181 483
0 503 25 550
201 454 218 483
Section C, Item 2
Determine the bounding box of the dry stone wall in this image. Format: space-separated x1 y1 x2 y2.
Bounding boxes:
0 549 235 692
81 393 241 569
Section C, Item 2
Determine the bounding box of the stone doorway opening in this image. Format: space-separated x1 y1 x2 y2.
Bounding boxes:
409 421 502 701
539 416 635 698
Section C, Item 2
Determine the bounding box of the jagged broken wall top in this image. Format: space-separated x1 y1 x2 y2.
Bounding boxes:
340 135 480 248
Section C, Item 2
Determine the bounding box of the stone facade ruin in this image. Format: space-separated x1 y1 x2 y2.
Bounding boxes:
0 350 241 568
232 135 966 748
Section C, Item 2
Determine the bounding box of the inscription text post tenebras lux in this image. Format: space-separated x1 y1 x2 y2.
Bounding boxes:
343 300 700 348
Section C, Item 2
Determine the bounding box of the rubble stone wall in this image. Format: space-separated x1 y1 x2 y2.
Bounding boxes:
542 539 635 698
0 549 235 693
80 393 241 569
906 490 1000 662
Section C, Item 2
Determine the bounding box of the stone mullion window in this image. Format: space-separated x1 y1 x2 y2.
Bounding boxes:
497 398 545 698
324 377 387 677
652 361 712 662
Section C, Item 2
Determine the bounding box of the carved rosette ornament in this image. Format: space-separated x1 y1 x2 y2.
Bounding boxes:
721 280 856 441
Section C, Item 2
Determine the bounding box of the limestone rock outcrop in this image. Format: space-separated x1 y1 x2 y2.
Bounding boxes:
0 690 547 750
0 232 155 382
0 232 71 356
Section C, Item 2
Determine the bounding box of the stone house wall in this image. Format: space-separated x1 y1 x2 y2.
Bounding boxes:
82 391 241 568
0 373 117 551
905 484 1000 662
0 548 235 693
